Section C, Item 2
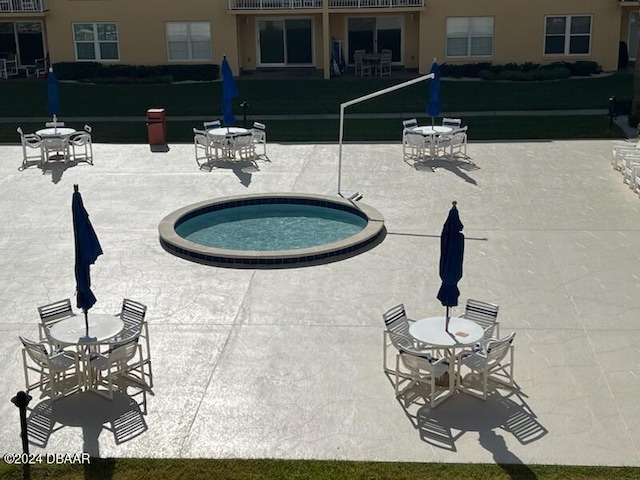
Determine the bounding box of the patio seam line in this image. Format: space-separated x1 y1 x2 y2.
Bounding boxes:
176 270 257 458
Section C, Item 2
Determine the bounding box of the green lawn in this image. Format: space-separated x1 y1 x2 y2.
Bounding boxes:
0 458 639 480
0 74 632 118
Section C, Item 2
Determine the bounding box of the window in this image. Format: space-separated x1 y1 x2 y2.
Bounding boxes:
446 17 493 57
166 22 211 61
544 15 591 55
73 23 119 61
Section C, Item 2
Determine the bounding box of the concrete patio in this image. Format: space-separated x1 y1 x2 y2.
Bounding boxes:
1 137 639 466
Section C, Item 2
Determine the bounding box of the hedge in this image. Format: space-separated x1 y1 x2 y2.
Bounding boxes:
51 62 220 82
440 60 601 79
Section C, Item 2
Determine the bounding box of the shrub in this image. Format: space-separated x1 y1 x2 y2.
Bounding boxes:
441 60 601 81
89 75 173 85
569 61 601 76
51 62 220 83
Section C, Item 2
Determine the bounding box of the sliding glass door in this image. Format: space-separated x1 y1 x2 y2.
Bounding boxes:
347 17 402 64
258 18 313 66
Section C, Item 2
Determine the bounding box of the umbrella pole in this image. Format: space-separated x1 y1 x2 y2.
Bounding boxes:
83 309 88 337
445 306 450 332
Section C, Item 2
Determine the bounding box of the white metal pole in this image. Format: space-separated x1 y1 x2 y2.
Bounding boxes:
337 73 435 196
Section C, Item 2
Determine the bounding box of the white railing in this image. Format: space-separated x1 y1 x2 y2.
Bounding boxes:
0 0 46 13
229 0 322 9
330 0 423 7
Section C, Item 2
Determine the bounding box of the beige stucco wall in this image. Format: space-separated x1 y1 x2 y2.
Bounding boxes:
46 0 241 73
420 0 622 73
33 1 629 77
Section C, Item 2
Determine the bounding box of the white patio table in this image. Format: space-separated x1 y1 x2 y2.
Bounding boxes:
412 125 453 157
409 316 484 350
206 127 251 160
35 127 77 138
48 313 124 395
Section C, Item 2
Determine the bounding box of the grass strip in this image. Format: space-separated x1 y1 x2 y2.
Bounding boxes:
0 74 631 118
1 116 624 145
0 458 639 480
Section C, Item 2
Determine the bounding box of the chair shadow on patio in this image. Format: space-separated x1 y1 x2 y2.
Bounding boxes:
38 159 80 184
198 158 260 187
26 388 151 457
391 377 547 457
413 157 480 186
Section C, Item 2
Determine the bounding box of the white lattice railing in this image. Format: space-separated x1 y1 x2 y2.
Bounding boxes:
0 0 46 13
329 0 423 7
229 0 323 9
228 0 423 9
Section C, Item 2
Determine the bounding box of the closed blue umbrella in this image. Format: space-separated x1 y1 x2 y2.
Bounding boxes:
221 55 237 126
72 185 103 335
47 67 60 118
427 59 440 126
436 201 464 332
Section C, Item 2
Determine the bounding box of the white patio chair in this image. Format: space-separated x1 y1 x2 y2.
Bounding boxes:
111 298 152 386
391 332 454 409
41 134 70 164
17 126 43 169
456 332 516 400
0 58 7 79
622 154 640 189
19 336 81 400
229 132 256 161
403 129 429 162
442 117 462 128
382 303 414 372
612 142 640 171
251 121 267 158
402 118 418 130
193 128 216 166
463 298 500 346
354 50 371 77
448 125 468 157
69 125 93 164
38 298 74 347
377 49 392 77
203 120 221 130
88 336 148 399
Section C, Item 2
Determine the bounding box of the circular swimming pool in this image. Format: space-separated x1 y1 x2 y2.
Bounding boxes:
159 193 385 268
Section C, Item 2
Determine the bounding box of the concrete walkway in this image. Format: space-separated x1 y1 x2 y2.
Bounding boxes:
1 138 640 465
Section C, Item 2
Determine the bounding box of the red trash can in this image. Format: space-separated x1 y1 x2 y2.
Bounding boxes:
146 108 166 145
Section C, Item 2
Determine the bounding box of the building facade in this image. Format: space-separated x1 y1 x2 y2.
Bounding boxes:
0 0 638 78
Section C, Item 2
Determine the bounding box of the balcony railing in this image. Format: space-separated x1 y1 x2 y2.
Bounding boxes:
329 0 423 7
228 0 423 9
229 0 322 9
0 0 46 13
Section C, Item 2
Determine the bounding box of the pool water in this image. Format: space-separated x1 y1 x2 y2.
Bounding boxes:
175 204 368 251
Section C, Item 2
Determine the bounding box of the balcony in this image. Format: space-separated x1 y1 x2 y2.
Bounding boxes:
228 0 424 9
0 0 46 13
229 0 322 9
329 0 423 7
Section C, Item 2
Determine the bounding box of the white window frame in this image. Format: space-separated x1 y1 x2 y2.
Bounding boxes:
255 17 315 67
543 15 592 56
72 22 119 62
445 16 494 58
165 21 212 62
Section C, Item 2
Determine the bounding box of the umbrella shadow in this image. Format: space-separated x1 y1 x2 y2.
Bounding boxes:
199 158 260 187
26 388 151 457
391 379 547 457
39 159 79 184
413 156 480 185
